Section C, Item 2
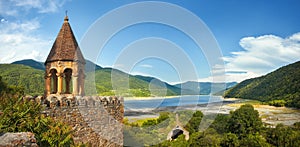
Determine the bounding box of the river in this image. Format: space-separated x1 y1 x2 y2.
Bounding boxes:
124 95 223 112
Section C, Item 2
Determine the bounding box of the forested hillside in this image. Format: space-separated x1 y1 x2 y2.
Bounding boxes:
224 61 300 108
2 59 239 97
85 67 182 96
0 60 182 96
0 64 44 95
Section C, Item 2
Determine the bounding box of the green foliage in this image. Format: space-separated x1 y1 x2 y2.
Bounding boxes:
0 64 44 95
184 111 203 134
266 123 300 147
0 79 74 146
124 112 174 146
141 112 170 127
0 76 24 99
0 97 41 133
224 61 300 108
220 133 239 147
189 128 221 147
210 114 230 134
239 133 270 147
84 67 181 97
157 112 170 124
227 104 263 137
268 99 286 107
141 119 157 127
41 120 74 147
125 105 300 147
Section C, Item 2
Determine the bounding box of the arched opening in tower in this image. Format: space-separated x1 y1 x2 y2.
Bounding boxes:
50 69 58 94
64 68 72 94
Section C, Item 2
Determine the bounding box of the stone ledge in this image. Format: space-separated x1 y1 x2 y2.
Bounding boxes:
0 132 38 147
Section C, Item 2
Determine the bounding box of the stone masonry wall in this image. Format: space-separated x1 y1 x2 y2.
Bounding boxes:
43 96 124 146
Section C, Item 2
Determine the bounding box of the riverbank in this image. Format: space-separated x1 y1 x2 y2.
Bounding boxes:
124 95 180 100
125 98 300 126
222 100 300 126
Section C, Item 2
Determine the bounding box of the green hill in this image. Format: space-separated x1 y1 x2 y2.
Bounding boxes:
224 61 300 108
0 60 182 97
85 67 182 96
5 59 239 97
12 59 45 70
0 64 44 95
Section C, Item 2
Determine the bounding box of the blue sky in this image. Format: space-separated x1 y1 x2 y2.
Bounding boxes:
0 0 300 84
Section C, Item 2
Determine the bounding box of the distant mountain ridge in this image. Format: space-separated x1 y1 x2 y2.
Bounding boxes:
175 81 237 95
3 59 235 96
12 59 102 72
12 59 45 70
224 61 300 108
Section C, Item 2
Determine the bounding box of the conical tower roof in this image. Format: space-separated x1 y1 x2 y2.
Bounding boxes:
45 15 85 64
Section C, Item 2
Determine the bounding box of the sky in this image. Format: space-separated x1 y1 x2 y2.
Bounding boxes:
0 0 300 84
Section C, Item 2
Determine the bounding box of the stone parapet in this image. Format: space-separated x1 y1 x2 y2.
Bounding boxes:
43 95 124 146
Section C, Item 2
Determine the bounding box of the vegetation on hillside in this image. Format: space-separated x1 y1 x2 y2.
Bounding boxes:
0 63 181 97
224 61 300 108
0 76 74 146
85 68 181 96
124 104 300 146
5 59 237 97
0 64 44 96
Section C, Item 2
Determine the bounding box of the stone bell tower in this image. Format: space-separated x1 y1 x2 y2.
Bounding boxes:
44 14 85 97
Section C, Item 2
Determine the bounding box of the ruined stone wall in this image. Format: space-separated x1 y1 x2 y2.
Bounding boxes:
43 96 124 146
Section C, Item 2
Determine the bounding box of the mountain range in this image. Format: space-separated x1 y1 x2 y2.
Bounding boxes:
0 59 235 97
224 61 300 108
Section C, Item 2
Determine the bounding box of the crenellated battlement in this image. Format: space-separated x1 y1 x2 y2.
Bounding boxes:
45 95 123 107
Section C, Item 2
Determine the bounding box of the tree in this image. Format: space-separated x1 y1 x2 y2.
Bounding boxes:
185 111 203 134
189 128 220 147
227 104 263 138
210 114 230 134
266 123 300 147
220 133 239 147
240 133 270 147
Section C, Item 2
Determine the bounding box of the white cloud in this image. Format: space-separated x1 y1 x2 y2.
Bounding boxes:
139 64 153 68
0 0 69 16
0 0 70 63
222 32 300 82
0 20 51 63
1 18 7 23
130 71 152 77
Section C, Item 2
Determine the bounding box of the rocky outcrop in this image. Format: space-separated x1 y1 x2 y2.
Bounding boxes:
0 132 38 147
